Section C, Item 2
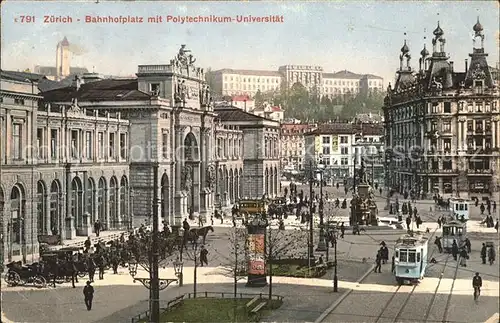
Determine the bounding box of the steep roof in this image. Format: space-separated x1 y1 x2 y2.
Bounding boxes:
1 69 47 83
214 106 275 123
213 68 281 77
360 123 384 136
42 78 151 102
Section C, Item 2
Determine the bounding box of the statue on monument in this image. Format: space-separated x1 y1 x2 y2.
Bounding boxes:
359 157 368 184
177 44 195 68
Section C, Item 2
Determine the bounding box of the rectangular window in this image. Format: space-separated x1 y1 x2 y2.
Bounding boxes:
322 146 330 155
12 123 22 159
50 129 58 159
341 157 348 165
340 136 348 144
341 147 349 155
444 102 451 113
37 128 44 159
85 131 93 159
98 132 104 158
408 249 416 262
14 98 25 105
120 133 127 159
399 249 408 262
217 138 222 158
443 121 451 132
71 130 79 158
150 83 160 93
109 133 116 158
162 133 168 158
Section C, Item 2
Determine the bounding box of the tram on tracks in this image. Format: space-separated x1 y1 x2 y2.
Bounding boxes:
448 198 471 221
393 233 429 285
441 220 467 251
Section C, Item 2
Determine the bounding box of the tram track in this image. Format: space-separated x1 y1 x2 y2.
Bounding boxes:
422 253 451 322
373 227 440 323
441 255 461 323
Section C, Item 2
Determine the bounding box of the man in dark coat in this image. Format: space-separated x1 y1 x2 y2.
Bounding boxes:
451 240 459 261
374 251 382 273
464 238 471 253
480 203 485 215
83 281 94 311
406 216 411 231
480 243 487 264
97 254 106 280
94 220 101 237
340 222 345 239
199 245 209 267
87 256 96 282
435 236 442 253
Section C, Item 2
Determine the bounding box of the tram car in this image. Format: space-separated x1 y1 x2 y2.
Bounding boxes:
393 233 429 284
238 199 269 218
441 220 467 251
449 198 471 221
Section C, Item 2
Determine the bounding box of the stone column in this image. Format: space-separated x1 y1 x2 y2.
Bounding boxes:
174 126 186 224
44 194 50 235
104 188 110 230
58 193 65 240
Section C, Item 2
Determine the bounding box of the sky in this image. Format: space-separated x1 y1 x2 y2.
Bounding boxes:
1 1 499 85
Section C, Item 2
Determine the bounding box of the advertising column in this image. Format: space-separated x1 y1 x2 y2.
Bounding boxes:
246 215 268 287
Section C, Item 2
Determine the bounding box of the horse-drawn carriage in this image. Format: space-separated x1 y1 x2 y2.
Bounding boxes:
4 261 47 288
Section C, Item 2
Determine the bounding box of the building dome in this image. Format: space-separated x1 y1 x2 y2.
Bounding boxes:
420 44 429 57
473 18 483 33
401 40 410 54
433 23 444 37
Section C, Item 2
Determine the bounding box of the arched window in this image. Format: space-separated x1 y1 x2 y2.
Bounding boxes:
120 176 128 223
37 181 47 234
86 178 95 223
97 177 107 226
10 186 24 244
71 177 83 230
109 177 118 229
50 181 60 234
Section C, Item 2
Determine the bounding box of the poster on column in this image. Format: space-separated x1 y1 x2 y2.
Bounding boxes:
247 233 265 275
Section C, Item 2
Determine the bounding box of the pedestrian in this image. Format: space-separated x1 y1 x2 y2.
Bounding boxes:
406 216 411 231
381 244 389 264
340 222 345 239
437 217 442 229
416 216 422 229
52 258 60 287
199 245 209 266
374 251 382 273
465 237 471 253
97 255 106 280
198 214 204 227
210 215 214 226
495 219 498 232
472 272 482 302
493 201 497 213
451 240 459 261
480 203 485 215
83 281 94 311
94 219 101 237
459 248 468 267
87 256 96 283
69 256 78 288
481 243 487 264
84 237 91 252
435 236 443 253
111 253 119 274
488 245 496 265
391 255 395 273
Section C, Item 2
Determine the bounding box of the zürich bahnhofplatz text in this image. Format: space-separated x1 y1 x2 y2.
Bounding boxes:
84 15 284 24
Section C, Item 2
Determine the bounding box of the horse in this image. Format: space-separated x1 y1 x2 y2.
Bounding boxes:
188 226 214 244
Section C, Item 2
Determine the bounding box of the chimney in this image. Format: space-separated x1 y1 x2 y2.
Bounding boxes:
465 59 468 73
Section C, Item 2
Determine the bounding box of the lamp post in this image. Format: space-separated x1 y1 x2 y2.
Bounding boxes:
308 160 315 264
173 256 184 287
316 163 327 252
333 229 338 292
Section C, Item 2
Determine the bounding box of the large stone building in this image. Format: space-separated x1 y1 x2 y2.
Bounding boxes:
383 20 500 199
281 123 317 170
0 70 130 264
211 66 383 98
304 122 384 181
1 45 282 263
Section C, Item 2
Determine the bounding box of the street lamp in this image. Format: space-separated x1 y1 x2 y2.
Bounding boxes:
128 257 138 278
316 162 327 252
333 229 338 292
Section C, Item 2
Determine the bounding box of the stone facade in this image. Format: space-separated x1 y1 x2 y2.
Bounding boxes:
383 21 500 199
0 70 130 264
214 106 281 199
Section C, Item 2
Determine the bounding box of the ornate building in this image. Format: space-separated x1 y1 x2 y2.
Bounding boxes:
0 70 130 264
281 123 317 170
383 20 499 199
